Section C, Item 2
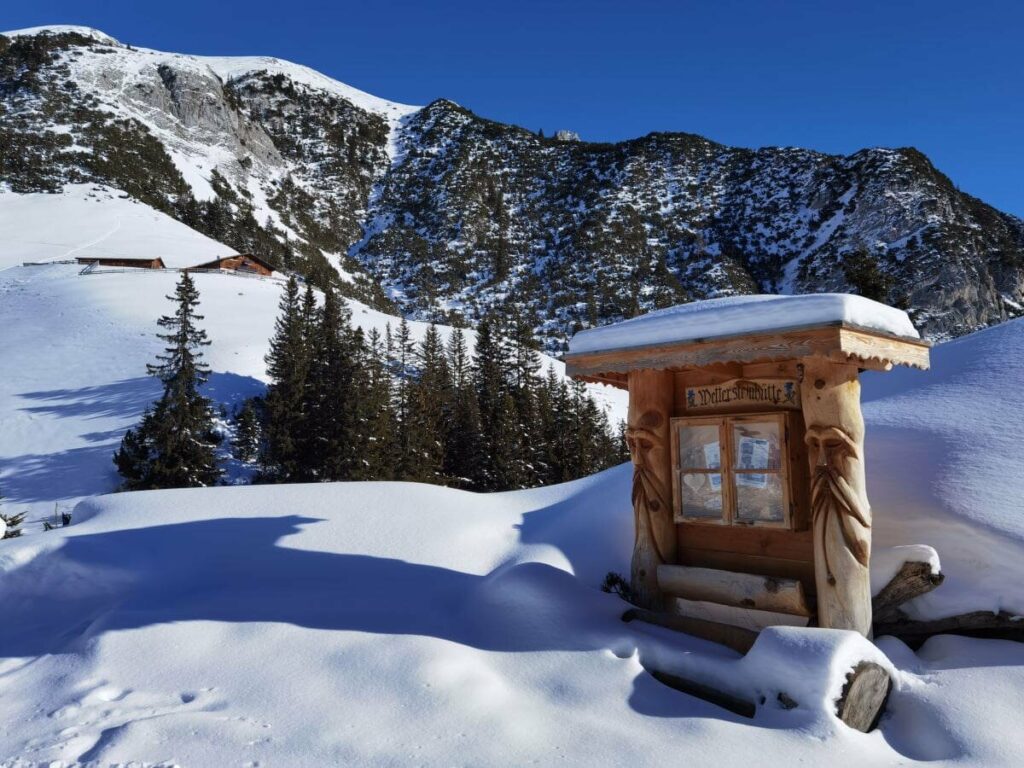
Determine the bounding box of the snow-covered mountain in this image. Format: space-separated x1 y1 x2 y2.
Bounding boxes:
3 25 1023 351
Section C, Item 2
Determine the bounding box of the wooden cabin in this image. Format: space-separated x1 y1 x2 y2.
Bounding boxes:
192 253 275 276
75 256 165 269
565 295 930 638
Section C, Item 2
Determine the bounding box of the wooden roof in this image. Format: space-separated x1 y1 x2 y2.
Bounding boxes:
193 253 276 271
564 321 931 390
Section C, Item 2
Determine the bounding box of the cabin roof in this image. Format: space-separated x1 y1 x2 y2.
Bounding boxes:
565 295 930 389
75 256 166 267
192 253 276 272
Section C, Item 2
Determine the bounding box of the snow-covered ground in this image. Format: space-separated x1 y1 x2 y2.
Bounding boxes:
1 468 1023 764
2 188 1023 765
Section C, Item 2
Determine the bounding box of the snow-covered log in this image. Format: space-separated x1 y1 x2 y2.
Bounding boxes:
637 625 893 732
872 560 945 623
623 607 759 654
875 611 1024 649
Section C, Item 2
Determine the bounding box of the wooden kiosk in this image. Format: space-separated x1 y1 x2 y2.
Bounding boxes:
565 295 930 637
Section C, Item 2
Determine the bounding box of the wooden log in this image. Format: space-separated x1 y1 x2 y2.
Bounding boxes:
626 369 676 609
648 668 756 718
627 615 891 731
872 561 945 623
657 564 811 617
800 357 873 636
835 662 892 732
875 610 1024 650
622 607 758 654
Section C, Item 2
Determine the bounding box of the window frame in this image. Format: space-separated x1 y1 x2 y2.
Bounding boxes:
670 411 793 529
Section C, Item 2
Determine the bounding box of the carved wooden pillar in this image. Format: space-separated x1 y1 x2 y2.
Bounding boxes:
626 368 676 609
800 357 872 636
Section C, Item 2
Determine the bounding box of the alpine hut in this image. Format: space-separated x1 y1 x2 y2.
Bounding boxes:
191 253 275 276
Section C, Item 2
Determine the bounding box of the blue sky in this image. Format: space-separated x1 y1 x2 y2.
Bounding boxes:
5 0 1022 216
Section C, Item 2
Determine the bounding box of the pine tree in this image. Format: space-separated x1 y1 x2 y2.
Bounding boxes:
509 317 543 486
114 271 222 490
0 489 26 540
263 276 313 481
391 318 420 480
474 317 520 490
535 364 569 483
358 327 397 480
233 399 261 463
407 324 451 483
443 327 483 488
307 288 361 480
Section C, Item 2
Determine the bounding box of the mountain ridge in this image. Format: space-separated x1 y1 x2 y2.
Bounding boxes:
2 25 1022 350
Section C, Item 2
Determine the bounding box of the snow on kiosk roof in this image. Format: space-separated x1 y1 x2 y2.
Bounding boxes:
565 294 931 706
566 294 928 387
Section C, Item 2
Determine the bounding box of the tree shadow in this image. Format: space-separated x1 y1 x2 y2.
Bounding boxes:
18 372 264 422
0 506 822 729
18 377 163 422
1 445 122 503
3 372 266 504
0 515 624 659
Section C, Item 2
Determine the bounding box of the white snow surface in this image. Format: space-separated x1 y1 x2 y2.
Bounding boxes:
1 470 1023 764
569 294 920 354
0 186 237 270
0 173 1022 763
0 25 419 120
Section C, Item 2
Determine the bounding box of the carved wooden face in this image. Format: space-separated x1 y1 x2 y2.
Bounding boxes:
625 428 655 465
805 424 870 577
805 424 858 469
626 410 664 466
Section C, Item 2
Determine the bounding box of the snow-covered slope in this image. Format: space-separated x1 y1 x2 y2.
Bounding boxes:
0 185 237 270
0 255 628 522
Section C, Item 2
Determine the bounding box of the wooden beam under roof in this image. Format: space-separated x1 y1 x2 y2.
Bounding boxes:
564 321 930 388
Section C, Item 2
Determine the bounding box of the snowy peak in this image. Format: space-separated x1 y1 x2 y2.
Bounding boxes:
0 24 420 119
199 56 420 119
2 24 119 45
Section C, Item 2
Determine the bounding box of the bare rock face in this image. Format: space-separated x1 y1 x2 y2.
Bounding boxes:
2 27 1022 347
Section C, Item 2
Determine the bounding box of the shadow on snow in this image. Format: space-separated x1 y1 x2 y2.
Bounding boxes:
0 505 753 725
2 372 265 503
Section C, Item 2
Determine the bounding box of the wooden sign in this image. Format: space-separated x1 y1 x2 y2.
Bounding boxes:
685 378 800 411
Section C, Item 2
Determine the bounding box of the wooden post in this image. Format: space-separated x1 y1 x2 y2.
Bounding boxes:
800 357 873 636
626 368 676 609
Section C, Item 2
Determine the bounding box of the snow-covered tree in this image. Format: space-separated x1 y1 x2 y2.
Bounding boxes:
114 271 222 490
